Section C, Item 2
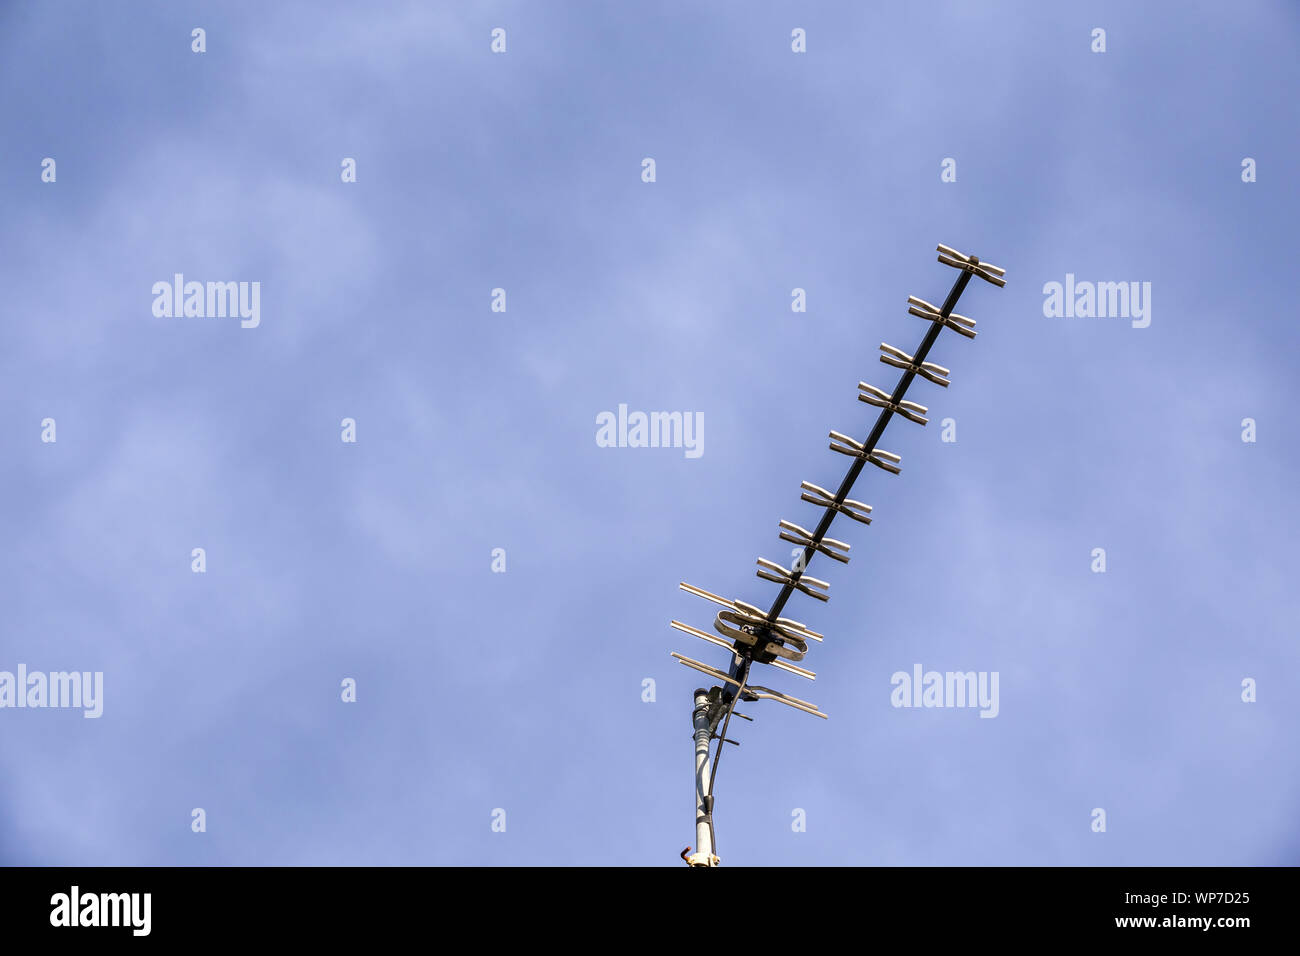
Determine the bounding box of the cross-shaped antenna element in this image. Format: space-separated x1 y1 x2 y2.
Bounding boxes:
778 519 851 564
755 557 830 601
936 243 1007 287
858 382 928 426
799 480 873 524
907 295 977 339
879 342 951 387
828 430 902 475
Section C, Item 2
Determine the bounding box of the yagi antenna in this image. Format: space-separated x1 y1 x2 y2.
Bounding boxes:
671 243 1007 867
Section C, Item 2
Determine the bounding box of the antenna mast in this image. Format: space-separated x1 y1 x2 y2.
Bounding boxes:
673 244 1007 867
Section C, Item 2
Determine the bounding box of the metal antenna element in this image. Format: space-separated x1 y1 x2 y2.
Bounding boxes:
672 243 1006 867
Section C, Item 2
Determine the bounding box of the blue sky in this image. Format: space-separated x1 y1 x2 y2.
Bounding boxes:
1 0 1297 866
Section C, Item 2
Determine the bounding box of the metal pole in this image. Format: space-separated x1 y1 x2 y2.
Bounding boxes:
686 688 719 867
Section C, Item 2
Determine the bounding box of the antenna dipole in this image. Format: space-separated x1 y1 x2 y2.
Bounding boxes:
673 244 1006 866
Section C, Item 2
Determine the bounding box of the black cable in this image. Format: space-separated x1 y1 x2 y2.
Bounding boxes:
703 658 750 858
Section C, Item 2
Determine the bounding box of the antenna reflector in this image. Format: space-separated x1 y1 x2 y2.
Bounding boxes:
771 659 817 681
671 652 743 690
745 683 828 719
671 619 739 656
678 581 734 609
672 654 826 717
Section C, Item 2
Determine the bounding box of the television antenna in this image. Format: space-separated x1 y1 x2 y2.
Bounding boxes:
672 243 1006 867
